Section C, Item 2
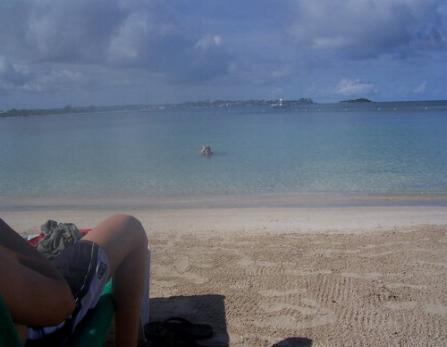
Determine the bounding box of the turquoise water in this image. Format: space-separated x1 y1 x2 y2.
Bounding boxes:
1 102 447 197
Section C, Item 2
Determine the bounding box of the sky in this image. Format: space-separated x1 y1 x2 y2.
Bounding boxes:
0 0 446 109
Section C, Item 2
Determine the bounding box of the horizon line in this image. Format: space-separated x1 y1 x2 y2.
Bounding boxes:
2 98 447 113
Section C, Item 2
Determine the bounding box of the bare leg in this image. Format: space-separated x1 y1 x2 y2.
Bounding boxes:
82 214 148 347
0 245 75 326
0 219 75 329
0 218 68 281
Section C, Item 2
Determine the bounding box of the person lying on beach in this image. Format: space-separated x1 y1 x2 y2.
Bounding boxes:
0 214 149 347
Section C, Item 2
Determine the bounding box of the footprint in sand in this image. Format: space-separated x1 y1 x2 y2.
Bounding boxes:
157 256 208 285
383 301 417 310
341 272 383 280
415 260 447 268
310 248 361 257
174 257 208 284
154 280 178 288
385 282 427 290
178 271 208 284
258 288 306 297
174 256 191 273
361 250 396 258
256 298 336 330
237 255 255 267
286 269 333 276
423 304 447 316
236 254 277 268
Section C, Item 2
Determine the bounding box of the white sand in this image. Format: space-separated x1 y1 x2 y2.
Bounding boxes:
2 195 447 346
3 205 447 236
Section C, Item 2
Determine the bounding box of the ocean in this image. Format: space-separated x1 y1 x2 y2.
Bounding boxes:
1 101 447 198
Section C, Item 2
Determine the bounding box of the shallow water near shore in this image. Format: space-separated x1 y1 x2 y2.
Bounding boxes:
1 102 447 198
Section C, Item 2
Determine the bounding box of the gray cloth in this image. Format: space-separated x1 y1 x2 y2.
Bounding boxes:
36 220 82 259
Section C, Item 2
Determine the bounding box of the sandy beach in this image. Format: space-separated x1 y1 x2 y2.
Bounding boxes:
2 1 447 346
2 195 447 347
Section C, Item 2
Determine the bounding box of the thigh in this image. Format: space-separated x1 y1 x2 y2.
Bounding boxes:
81 214 147 273
0 246 74 326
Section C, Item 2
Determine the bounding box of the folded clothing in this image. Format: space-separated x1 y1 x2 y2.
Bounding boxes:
36 220 82 259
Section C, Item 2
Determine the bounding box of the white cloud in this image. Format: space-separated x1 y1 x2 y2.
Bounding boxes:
107 13 151 63
336 78 377 96
196 35 223 50
0 56 86 94
0 57 33 91
413 81 427 94
23 69 84 93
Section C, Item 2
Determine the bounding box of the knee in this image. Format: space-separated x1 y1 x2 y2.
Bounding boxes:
111 214 148 247
0 218 12 231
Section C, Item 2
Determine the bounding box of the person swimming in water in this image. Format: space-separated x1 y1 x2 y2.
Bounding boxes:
200 145 213 157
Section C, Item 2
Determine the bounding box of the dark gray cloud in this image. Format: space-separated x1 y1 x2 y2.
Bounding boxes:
287 0 447 59
0 0 232 85
24 0 126 63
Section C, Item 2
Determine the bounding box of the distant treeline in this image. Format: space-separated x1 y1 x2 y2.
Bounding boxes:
340 98 372 103
0 104 146 117
175 98 314 108
0 98 314 117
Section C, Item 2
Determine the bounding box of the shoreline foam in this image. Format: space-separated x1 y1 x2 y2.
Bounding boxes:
2 192 447 210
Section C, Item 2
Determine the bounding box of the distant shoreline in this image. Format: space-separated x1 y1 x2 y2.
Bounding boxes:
1 99 447 118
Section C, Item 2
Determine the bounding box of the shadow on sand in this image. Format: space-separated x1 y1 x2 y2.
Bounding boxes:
149 294 229 347
149 296 312 347
271 337 313 347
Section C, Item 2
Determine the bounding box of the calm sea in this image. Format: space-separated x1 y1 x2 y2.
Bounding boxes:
1 101 446 198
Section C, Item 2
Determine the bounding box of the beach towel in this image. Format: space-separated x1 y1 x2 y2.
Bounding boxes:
0 294 22 347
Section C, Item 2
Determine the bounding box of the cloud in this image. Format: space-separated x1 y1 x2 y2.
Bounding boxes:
24 0 127 63
22 69 85 93
0 0 446 104
0 56 33 92
0 56 88 94
287 0 447 59
0 0 232 87
336 78 377 97
196 35 223 50
413 81 427 94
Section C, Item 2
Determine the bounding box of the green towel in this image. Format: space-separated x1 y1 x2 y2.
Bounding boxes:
66 286 114 347
0 294 23 347
0 280 114 347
